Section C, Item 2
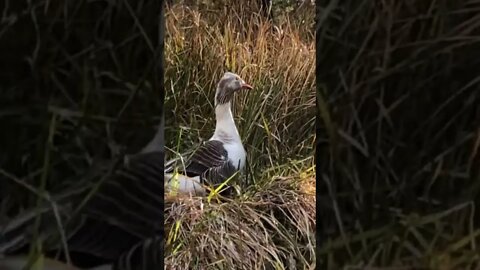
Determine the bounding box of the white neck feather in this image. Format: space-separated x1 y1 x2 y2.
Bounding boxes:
210 102 246 171
211 102 241 142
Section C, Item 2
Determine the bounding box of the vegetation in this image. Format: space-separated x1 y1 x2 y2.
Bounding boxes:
0 0 160 268
317 1 480 269
164 1 315 269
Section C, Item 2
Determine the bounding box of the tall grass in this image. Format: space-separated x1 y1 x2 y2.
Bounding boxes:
317 1 480 269
164 1 315 269
164 1 315 168
0 0 161 267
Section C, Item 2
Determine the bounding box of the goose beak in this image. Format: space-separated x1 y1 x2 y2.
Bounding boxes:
241 83 253 90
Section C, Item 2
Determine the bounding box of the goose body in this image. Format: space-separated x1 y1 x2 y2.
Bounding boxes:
165 72 252 195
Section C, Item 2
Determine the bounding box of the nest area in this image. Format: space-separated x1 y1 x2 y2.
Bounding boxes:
164 176 316 270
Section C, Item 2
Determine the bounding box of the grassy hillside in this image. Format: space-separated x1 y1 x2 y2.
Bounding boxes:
164 1 316 269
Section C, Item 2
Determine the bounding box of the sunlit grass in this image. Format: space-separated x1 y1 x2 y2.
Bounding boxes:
164 1 315 269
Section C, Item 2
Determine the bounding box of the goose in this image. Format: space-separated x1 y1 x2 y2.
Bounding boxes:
165 72 253 195
0 117 165 270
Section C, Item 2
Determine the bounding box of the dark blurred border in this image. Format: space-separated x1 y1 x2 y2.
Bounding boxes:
316 0 480 268
0 0 164 267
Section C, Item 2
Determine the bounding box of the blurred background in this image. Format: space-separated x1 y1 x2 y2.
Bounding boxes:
164 0 315 179
317 1 480 269
164 0 315 269
0 0 161 267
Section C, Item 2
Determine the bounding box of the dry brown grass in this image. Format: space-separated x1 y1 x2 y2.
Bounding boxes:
164 1 315 269
165 175 315 270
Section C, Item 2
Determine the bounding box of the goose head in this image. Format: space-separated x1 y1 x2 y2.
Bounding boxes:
215 72 253 106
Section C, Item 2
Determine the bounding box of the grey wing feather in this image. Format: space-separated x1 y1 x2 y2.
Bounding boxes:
183 140 228 177
202 160 237 186
165 140 238 189
164 140 238 194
